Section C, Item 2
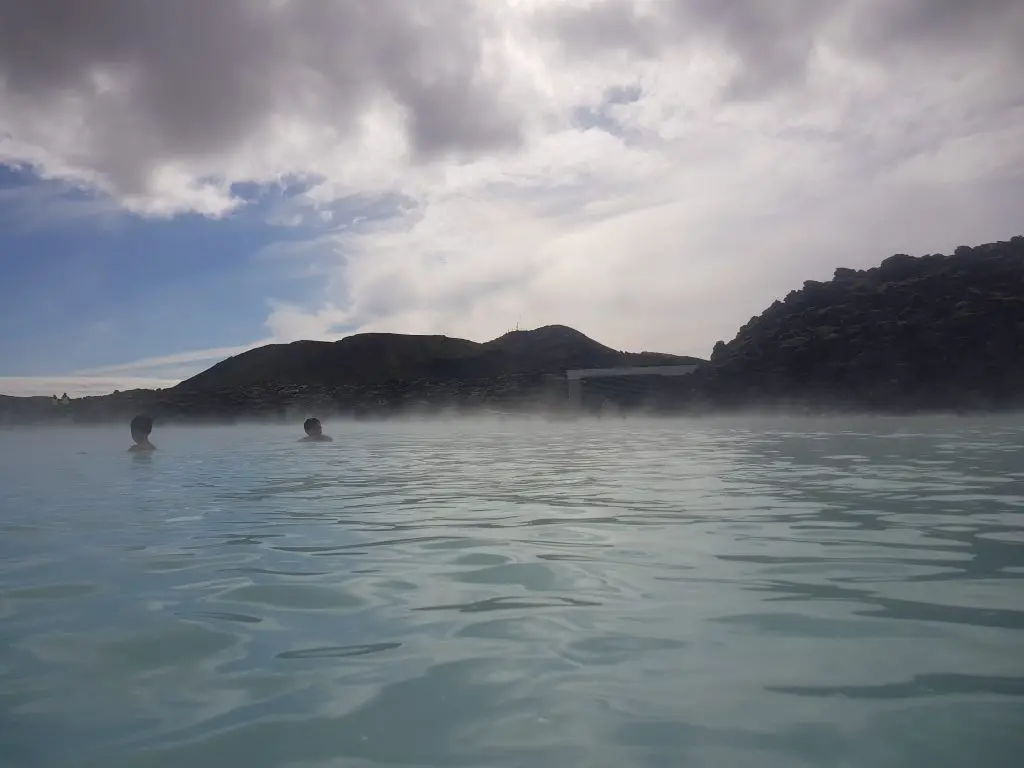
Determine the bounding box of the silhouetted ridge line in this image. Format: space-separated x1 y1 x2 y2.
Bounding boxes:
4 237 1023 423
175 325 698 392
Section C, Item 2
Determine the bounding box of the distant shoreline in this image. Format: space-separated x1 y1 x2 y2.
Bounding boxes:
4 236 1023 425
4 380 1024 429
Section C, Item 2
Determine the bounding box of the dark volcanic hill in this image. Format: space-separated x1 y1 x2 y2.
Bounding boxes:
703 236 1024 410
176 324 701 392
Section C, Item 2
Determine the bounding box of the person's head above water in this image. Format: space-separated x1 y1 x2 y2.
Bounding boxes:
300 417 333 442
129 414 155 451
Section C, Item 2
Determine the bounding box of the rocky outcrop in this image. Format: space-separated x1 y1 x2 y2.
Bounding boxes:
696 236 1024 411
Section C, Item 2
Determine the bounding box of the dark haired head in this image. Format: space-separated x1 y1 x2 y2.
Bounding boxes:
130 415 153 443
303 417 321 435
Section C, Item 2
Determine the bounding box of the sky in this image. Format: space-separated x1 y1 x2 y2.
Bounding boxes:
1 0 1022 397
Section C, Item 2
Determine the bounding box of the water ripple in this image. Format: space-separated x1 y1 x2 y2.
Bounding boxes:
1 416 1022 767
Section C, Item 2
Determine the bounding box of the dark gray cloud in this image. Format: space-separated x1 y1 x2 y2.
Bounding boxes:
543 0 1024 100
848 0 1024 55
543 1 833 97
0 0 521 197
1 0 1021 215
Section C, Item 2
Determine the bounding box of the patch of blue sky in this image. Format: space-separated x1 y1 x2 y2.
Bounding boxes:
0 167 393 375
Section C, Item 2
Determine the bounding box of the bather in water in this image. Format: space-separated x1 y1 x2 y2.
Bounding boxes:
128 414 156 452
299 417 333 443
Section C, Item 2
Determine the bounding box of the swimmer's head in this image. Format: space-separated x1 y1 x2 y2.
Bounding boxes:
130 414 153 444
303 417 322 436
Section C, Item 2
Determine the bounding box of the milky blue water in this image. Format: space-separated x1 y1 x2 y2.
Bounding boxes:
1 416 1023 767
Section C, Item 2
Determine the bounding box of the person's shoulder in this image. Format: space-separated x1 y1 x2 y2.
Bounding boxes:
321 435 334 442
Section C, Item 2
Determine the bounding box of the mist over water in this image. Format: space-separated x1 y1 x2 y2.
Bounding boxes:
1 416 1023 767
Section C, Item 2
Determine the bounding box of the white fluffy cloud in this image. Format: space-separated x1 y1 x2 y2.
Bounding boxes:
2 0 1022 376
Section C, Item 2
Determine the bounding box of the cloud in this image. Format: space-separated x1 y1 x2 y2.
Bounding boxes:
1 0 1022 364
0 0 526 216
0 376 180 398
0 177 123 230
73 342 264 378
264 301 353 343
540 0 1024 100
2 340 276 398
58 302 358 391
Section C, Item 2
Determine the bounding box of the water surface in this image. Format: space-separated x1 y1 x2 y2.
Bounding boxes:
2 416 1023 767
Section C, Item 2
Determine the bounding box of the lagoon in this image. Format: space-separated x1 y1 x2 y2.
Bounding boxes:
2 416 1023 767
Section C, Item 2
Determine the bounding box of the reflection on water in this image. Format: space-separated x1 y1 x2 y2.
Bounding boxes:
1 416 1023 767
